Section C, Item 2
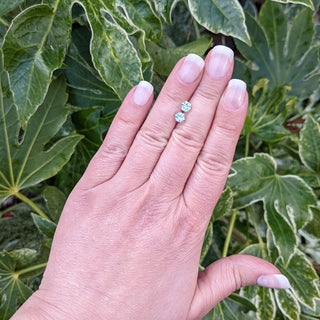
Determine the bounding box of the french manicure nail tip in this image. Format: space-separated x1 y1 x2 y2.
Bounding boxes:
208 45 234 78
224 79 247 110
257 274 291 289
178 53 205 84
133 81 154 106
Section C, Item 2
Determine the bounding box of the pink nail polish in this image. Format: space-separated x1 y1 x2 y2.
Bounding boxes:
133 81 153 106
178 53 205 83
257 274 291 289
224 79 247 110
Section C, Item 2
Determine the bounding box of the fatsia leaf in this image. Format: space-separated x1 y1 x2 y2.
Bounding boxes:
0 251 33 320
276 249 320 309
272 0 314 10
204 293 257 319
228 153 316 262
299 115 320 172
212 186 233 221
0 0 24 16
200 221 213 265
2 1 72 127
234 1 319 100
0 73 82 203
188 0 251 45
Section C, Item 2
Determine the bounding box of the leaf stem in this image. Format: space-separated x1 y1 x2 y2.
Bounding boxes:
0 195 43 218
247 206 264 245
15 192 50 221
245 133 250 157
0 16 10 27
222 210 238 257
15 262 47 277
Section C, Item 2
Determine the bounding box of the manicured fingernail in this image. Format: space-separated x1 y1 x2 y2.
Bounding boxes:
133 81 154 106
178 53 205 83
208 45 234 78
257 274 291 289
224 79 247 110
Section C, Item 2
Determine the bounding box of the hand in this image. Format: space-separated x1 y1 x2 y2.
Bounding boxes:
13 46 290 320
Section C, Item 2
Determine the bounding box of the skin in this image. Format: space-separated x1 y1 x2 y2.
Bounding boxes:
12 48 282 320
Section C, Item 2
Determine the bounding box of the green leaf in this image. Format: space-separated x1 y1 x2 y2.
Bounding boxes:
117 0 162 41
200 221 213 265
63 26 121 111
304 206 320 238
146 36 212 76
204 293 257 319
299 115 320 172
2 2 72 127
0 73 82 203
0 251 33 320
234 2 319 100
43 186 66 223
212 186 233 221
276 249 320 309
188 0 251 45
81 0 143 100
8 249 37 271
151 0 176 23
271 0 314 10
228 153 316 262
275 288 300 320
31 213 56 239
0 0 24 16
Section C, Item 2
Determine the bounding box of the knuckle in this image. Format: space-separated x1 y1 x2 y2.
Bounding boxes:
99 142 127 161
171 127 204 151
197 149 231 177
214 122 239 139
138 126 168 151
195 85 221 103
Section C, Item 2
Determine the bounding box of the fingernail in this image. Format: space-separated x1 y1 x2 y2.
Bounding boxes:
133 81 154 106
224 79 247 110
257 274 291 289
178 53 205 83
208 45 234 78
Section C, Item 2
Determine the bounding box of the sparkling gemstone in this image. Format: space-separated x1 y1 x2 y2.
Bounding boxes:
175 112 185 123
181 101 191 112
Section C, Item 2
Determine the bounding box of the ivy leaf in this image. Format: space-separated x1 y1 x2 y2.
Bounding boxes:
0 72 82 203
0 251 33 320
234 1 319 100
228 153 316 262
117 0 162 42
2 1 72 127
81 0 143 100
188 0 251 45
63 26 121 111
146 36 212 76
0 0 24 16
204 293 257 319
43 186 66 223
275 288 300 320
304 206 320 238
31 213 56 239
151 0 176 23
299 114 320 173
272 0 314 10
276 249 320 309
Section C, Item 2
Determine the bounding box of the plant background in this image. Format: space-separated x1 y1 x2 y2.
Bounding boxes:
0 0 320 319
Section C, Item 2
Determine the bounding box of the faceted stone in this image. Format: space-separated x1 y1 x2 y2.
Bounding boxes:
175 112 185 123
181 101 191 112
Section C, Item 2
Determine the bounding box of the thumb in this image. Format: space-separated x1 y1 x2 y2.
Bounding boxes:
188 254 291 320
